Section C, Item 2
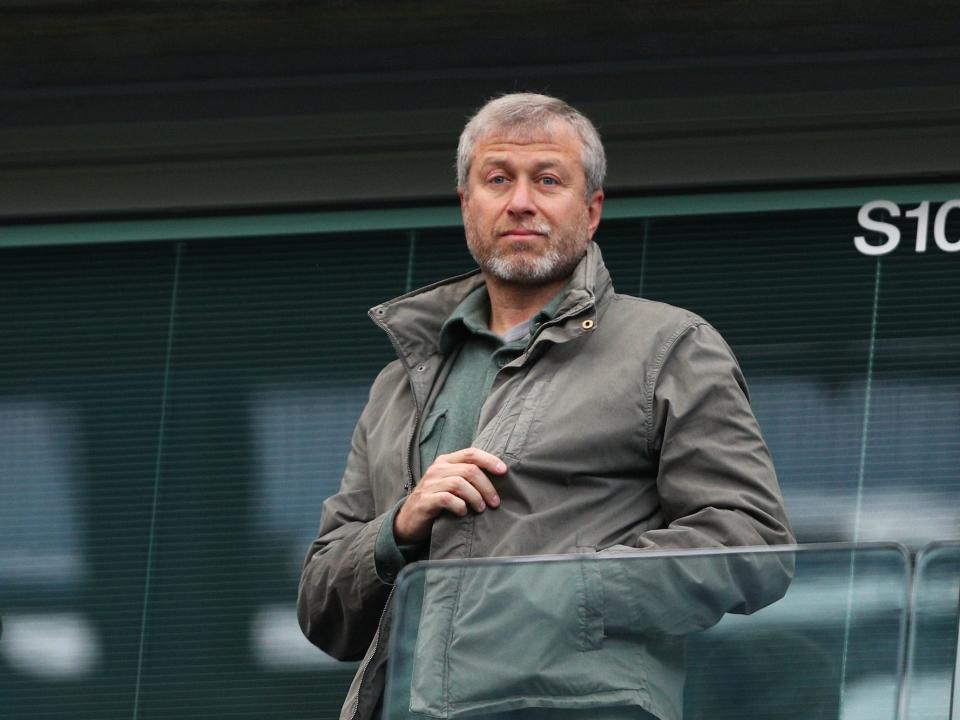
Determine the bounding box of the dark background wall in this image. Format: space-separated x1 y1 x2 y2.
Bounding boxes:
2 0 960 217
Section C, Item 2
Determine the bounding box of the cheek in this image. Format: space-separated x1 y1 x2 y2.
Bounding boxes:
549 206 586 235
472 207 504 234
544 196 583 218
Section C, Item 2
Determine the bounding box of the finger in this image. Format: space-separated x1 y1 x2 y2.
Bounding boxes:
443 475 487 512
440 447 507 475
435 491 468 517
423 462 500 509
445 463 500 508
417 474 487 513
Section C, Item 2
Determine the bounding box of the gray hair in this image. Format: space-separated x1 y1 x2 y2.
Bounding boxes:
456 93 606 199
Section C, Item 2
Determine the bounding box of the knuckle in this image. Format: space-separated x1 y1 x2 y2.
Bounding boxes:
469 466 490 485
453 477 477 497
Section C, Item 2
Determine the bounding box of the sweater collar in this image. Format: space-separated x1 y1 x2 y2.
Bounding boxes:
436 282 570 355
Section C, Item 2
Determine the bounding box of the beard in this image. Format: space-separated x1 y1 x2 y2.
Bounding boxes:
464 214 590 286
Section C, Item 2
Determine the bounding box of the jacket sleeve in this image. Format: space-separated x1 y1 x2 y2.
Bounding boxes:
598 320 796 636
296 397 395 661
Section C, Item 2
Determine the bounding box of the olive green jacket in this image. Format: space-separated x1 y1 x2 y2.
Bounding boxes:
297 242 794 720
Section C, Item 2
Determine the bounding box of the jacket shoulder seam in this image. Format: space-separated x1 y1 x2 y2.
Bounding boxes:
643 316 708 456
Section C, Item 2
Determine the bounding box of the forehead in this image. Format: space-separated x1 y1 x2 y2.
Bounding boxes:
471 122 584 168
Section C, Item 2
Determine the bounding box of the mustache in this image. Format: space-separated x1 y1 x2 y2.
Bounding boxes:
497 222 552 236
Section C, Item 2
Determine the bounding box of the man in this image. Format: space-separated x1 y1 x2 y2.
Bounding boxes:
298 93 794 720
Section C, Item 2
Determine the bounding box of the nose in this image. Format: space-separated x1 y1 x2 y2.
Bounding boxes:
506 177 536 218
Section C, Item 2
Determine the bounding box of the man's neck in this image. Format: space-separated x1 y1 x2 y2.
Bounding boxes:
483 274 569 336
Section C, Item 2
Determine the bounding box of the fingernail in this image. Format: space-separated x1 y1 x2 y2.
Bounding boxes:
496 461 506 472
491 494 500 506
478 501 485 511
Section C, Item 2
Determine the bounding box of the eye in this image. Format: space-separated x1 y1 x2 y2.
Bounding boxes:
539 175 560 186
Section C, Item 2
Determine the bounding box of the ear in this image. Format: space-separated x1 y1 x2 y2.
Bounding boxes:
586 190 604 240
457 187 467 211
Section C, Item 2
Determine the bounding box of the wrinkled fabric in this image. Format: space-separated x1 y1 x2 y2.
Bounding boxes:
297 243 794 720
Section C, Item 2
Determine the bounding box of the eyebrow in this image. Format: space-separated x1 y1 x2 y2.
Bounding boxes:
477 156 568 173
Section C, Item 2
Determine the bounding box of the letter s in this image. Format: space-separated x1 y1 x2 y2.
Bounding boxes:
854 200 901 256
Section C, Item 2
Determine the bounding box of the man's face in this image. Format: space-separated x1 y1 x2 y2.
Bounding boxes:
458 123 604 286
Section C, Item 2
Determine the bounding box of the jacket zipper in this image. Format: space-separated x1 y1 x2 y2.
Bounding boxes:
370 311 420 491
350 586 395 720
357 312 424 719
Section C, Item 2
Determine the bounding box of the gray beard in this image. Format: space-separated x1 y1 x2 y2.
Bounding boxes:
481 245 575 284
465 218 589 286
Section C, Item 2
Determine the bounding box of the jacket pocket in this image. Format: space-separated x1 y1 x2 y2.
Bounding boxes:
410 558 622 719
418 408 447 468
501 379 549 461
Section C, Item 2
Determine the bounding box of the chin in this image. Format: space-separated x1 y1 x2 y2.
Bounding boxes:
485 251 568 285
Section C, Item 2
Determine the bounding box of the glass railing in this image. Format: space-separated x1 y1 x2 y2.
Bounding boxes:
385 544 912 720
905 542 960 720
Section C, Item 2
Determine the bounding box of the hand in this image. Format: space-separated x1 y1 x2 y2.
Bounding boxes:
394 447 506 544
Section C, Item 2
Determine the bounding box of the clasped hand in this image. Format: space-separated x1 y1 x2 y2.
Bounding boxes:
393 447 506 544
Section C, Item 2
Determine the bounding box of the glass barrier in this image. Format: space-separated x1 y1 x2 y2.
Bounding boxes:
905 543 960 720
385 544 909 720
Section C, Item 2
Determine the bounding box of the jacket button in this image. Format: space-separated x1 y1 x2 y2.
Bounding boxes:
581 319 595 330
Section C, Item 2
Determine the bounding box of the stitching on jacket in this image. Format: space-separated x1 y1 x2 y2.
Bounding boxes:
575 556 588 649
503 376 553 462
643 318 707 458
442 572 461 718
441 518 476 718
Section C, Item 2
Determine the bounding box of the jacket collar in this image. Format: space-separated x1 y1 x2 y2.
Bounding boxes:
369 241 614 369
